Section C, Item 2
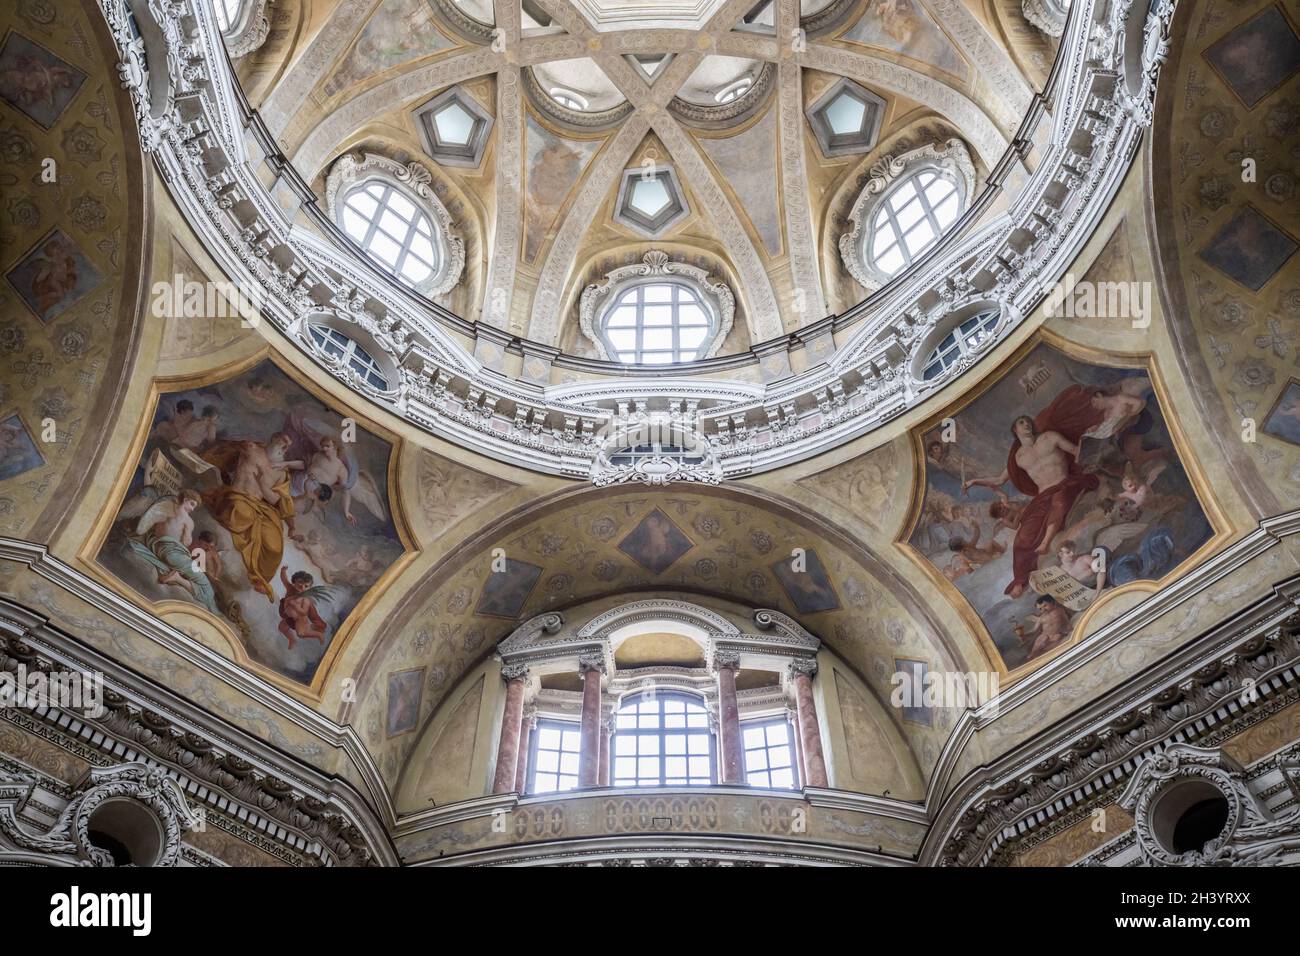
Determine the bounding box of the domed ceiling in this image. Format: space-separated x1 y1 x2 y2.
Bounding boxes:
243 0 1041 356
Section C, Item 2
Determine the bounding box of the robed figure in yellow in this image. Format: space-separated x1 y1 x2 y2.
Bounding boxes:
201 433 304 600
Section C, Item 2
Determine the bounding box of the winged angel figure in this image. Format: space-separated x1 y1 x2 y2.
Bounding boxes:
282 406 387 528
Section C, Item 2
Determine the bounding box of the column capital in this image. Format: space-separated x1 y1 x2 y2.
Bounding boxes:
787 657 818 680
578 653 606 675
501 661 530 683
712 648 741 672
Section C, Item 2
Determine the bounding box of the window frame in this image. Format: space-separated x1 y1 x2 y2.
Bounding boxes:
526 717 583 796
578 251 736 365
837 139 976 294
611 692 716 788
339 178 444 292
307 323 392 392
595 278 719 365
740 716 800 791
866 168 962 279
916 306 1003 383
324 153 465 299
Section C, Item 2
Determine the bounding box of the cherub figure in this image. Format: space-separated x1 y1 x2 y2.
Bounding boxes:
1013 595 1074 659
277 567 339 649
125 490 219 614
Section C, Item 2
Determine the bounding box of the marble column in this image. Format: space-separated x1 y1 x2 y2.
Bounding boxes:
715 649 744 785
515 706 536 794
578 654 604 788
789 658 827 788
492 663 529 794
787 706 807 789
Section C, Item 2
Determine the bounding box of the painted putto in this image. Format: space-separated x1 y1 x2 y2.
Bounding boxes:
908 342 1214 670
97 360 405 684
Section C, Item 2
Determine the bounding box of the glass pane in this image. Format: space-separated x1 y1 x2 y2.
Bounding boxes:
410 233 437 266
676 304 706 326
825 92 866 135
771 768 794 788
749 749 768 771
664 714 686 728
872 228 899 259
608 329 635 349
605 306 636 327
876 245 906 275
769 745 791 769
559 753 579 775
342 209 369 242
679 327 707 351
767 723 788 745
399 259 432 283
642 284 673 303
664 736 686 755
615 757 635 777
893 197 924 232
642 305 673 326
345 191 379 218
932 193 960 227
642 327 672 350
903 220 935 253
637 756 658 777
743 726 765 749
665 756 687 777
688 756 709 777
386 191 416 220
536 751 559 773
688 735 709 754
434 102 475 145
638 736 660 755
747 771 767 786
687 713 708 728
642 352 674 365
367 231 402 266
630 177 671 216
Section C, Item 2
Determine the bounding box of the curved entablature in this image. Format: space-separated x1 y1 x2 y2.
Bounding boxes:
96 0 1176 480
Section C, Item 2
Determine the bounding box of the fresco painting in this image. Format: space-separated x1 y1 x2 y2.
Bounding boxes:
0 32 86 129
323 0 453 97
909 343 1213 670
97 361 406 684
841 0 967 80
5 229 102 324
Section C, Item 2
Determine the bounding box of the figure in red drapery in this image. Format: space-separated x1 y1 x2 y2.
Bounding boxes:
963 384 1106 597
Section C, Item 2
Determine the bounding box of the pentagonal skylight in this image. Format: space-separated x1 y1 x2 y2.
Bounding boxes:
434 102 474 145
414 87 493 167
806 78 886 158
614 166 689 238
630 177 672 217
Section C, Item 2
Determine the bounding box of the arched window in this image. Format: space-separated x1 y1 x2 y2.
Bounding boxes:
549 87 588 111
715 77 753 104
867 168 962 278
340 180 442 289
309 324 390 390
838 139 975 293
613 692 715 786
920 308 999 381
213 0 242 31
325 153 466 299
598 280 717 365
